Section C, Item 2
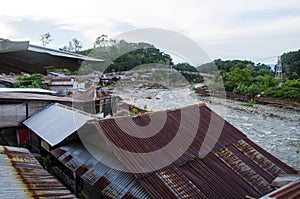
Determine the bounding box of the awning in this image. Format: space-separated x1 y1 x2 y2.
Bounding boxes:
0 38 103 74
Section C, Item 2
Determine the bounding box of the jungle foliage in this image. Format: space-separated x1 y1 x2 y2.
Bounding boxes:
201 54 300 102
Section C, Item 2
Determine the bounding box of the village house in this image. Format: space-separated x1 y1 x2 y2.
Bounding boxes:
0 88 75 147
23 103 300 198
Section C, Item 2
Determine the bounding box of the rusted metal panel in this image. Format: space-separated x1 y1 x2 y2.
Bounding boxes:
88 104 298 198
243 138 297 174
51 142 151 199
234 140 285 178
260 180 300 199
201 153 263 198
255 96 300 108
157 167 207 198
216 147 273 195
0 145 77 198
94 105 245 174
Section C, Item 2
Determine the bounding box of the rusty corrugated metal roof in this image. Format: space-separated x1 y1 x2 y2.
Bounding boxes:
51 142 151 199
72 85 97 102
0 145 77 198
90 104 297 199
260 179 300 199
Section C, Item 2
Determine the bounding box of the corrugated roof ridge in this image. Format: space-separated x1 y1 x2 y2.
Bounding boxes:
93 103 207 123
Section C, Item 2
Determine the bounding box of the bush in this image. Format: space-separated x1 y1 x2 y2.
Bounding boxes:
13 74 45 88
265 86 300 102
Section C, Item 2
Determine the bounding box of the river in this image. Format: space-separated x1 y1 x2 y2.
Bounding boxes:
114 86 300 169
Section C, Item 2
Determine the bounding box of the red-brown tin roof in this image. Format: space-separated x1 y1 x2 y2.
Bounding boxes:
90 104 297 198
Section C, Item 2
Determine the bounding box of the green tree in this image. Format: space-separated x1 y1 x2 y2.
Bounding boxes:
281 50 300 79
60 38 83 52
225 67 253 91
40 32 52 47
13 74 45 88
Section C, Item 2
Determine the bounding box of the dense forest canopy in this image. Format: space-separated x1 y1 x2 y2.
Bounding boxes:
281 50 300 80
200 54 299 102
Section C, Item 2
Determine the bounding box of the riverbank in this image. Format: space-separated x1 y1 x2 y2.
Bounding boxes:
114 86 300 122
195 94 300 122
114 86 300 169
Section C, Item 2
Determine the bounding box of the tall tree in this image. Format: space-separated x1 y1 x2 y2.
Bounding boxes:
40 32 52 47
72 38 82 52
60 38 82 52
94 34 108 48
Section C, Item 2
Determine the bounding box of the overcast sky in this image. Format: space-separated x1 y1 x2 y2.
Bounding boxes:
1 0 300 65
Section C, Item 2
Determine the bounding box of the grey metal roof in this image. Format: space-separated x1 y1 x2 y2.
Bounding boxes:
0 39 29 53
0 88 56 94
23 103 96 146
0 92 75 102
0 38 103 74
51 141 151 199
0 145 77 198
28 44 102 62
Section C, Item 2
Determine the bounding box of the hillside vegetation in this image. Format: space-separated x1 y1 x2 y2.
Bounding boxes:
198 50 300 102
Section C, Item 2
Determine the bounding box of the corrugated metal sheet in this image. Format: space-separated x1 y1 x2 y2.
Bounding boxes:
28 44 102 62
0 39 28 53
23 103 96 146
51 142 151 199
0 92 75 102
72 85 97 102
0 145 77 198
0 38 102 62
0 88 56 94
0 38 103 74
260 180 300 199
90 104 297 199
